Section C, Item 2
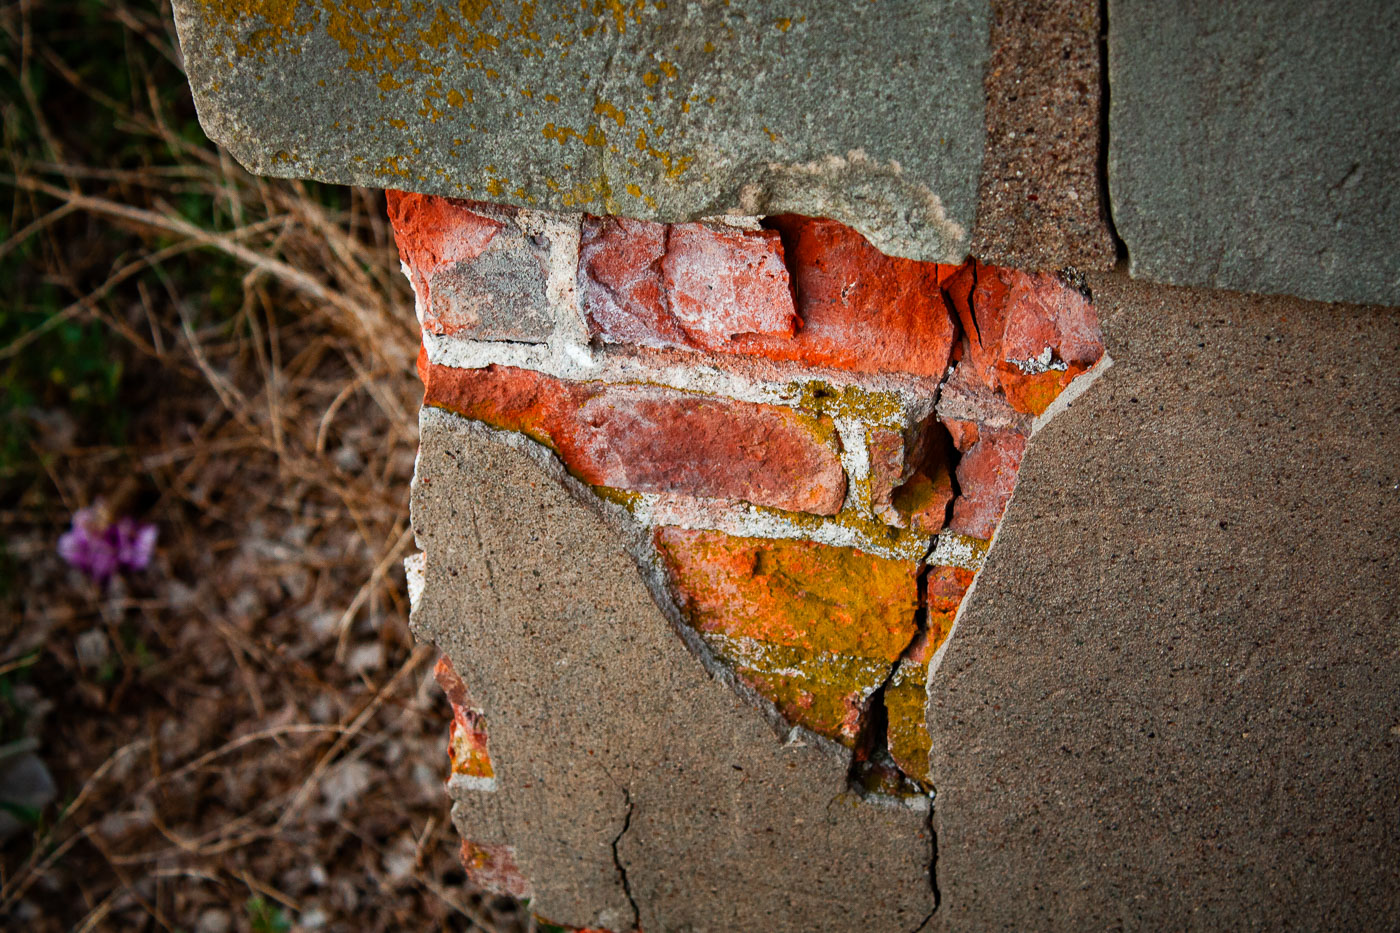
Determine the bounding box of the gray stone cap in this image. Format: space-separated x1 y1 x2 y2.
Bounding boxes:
172 0 988 264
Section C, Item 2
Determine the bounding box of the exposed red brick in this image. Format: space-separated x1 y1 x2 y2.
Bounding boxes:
943 417 980 453
944 261 1104 415
434 655 494 783
660 223 798 345
995 268 1104 415
386 190 503 334
735 215 958 376
581 213 957 377
580 216 796 351
870 425 954 534
948 427 1028 540
926 564 976 617
578 216 682 347
422 363 846 515
868 428 906 527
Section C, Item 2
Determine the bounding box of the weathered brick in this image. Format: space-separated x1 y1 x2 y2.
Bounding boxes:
581 213 957 377
869 425 954 534
389 190 556 341
577 216 680 348
660 222 798 345
943 416 980 453
579 216 796 351
734 215 958 377
944 261 1105 415
654 527 920 745
422 363 846 515
948 427 1028 540
433 656 495 786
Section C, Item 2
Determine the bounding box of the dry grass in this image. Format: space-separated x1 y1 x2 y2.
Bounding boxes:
0 2 524 929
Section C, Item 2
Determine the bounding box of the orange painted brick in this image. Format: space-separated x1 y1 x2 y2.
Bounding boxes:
944 261 1104 415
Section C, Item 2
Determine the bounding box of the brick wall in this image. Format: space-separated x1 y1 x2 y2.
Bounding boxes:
392 192 1106 921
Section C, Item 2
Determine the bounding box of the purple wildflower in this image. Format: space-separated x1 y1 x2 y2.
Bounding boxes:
57 503 158 583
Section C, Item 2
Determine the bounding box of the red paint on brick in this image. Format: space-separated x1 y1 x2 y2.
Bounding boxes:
944 261 1105 415
948 427 1028 540
387 190 503 334
422 363 846 514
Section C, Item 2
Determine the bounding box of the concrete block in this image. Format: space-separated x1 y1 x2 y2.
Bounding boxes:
1108 0 1400 305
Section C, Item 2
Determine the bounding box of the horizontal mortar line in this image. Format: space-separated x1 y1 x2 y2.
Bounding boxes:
629 492 934 562
421 331 945 426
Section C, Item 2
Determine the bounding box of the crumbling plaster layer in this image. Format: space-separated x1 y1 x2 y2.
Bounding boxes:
410 407 936 931
928 273 1400 928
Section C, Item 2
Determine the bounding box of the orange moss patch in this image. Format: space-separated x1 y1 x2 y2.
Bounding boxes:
654 527 921 745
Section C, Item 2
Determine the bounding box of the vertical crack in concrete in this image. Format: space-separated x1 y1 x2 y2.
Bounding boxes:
909 801 941 932
1098 0 1126 259
611 788 640 931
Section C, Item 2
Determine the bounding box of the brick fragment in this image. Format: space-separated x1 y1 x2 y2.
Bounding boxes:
737 215 958 376
660 222 798 344
579 216 796 351
654 527 920 745
425 228 554 342
422 363 846 515
577 216 680 347
942 417 980 453
433 656 494 787
944 261 1105 415
885 660 932 787
869 425 954 534
948 427 1029 540
387 190 501 332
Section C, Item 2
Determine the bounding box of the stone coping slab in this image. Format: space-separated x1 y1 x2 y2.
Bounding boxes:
1108 0 1400 306
172 0 988 264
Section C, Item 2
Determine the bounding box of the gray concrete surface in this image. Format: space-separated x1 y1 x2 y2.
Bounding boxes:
1108 0 1400 305
928 272 1400 929
410 408 936 932
171 0 987 264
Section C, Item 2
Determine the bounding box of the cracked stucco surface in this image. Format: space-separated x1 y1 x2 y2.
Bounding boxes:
928 274 1400 929
411 408 936 930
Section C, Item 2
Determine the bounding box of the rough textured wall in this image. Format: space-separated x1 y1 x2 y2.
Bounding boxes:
396 192 1108 927
929 275 1400 929
1108 0 1400 304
